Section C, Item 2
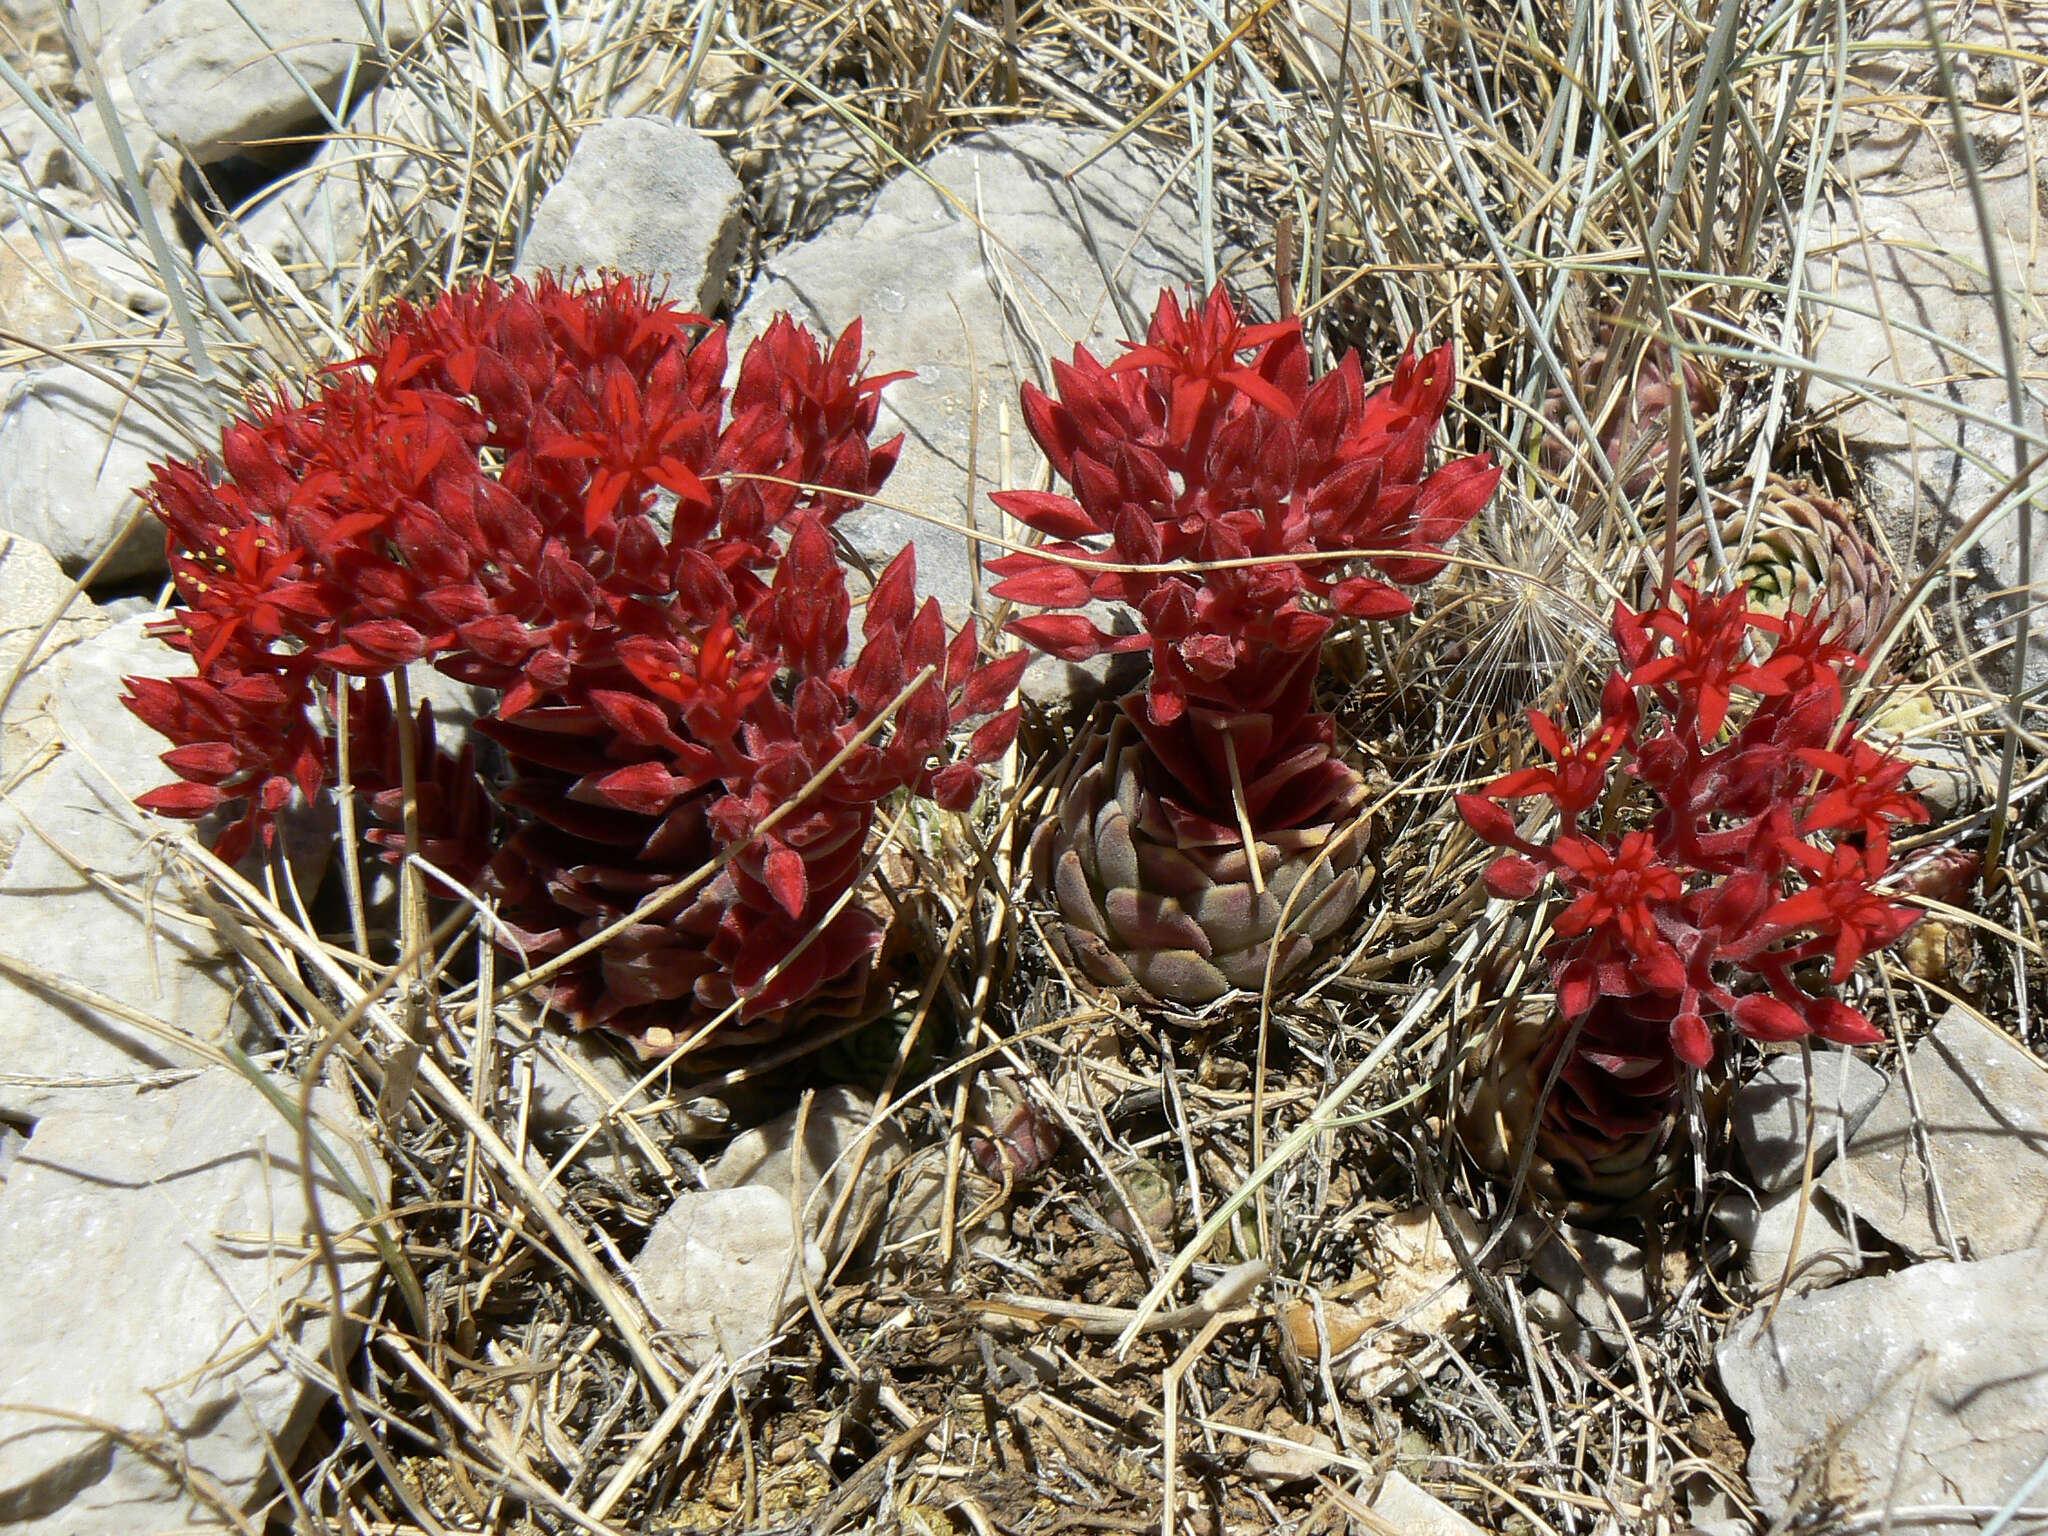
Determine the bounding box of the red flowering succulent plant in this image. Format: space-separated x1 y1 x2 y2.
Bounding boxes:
990 286 1501 1002
123 273 1027 1059
1457 582 1929 1187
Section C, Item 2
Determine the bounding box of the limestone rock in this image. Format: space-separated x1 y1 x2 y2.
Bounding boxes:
0 533 102 718
1732 1047 1887 1194
1367 1470 1488 1536
0 368 195 582
632 1185 821 1370
1801 0 2048 682
1718 1249 2048 1534
705 1086 908 1261
735 123 1232 630
70 0 151 59
0 616 264 1121
1712 1187 1867 1295
0 1068 388 1533
516 116 745 315
199 76 461 305
116 0 425 164
1244 1415 1340 1485
1821 1006 2048 1258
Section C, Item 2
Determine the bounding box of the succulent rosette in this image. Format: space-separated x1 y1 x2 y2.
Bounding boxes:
994 286 1500 1004
125 274 1028 1061
1662 473 1895 651
1457 582 1929 1208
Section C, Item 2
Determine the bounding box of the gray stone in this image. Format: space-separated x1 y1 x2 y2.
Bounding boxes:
516 116 745 315
0 97 72 199
1244 1416 1340 1484
1712 1187 1868 1295
70 0 150 58
69 52 181 231
1821 1006 2048 1259
1903 741 1984 821
0 616 265 1121
1524 1223 1650 1329
1801 1 2048 684
0 368 195 582
632 1185 821 1370
199 76 460 305
0 1068 387 1533
1282 0 1385 91
735 123 1230 630
706 1085 908 1261
526 1024 646 1138
1732 1047 1888 1194
1718 1249 2048 1534
1520 1286 1599 1362
117 0 425 164
1367 1470 1488 1536
0 533 102 724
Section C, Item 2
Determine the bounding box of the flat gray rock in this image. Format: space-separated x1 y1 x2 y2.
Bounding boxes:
0 369 194 582
0 1068 387 1533
1367 1470 1488 1536
516 116 745 315
1523 1224 1650 1335
1733 1047 1887 1194
632 1185 821 1371
117 0 423 165
198 74 460 307
1801 0 2048 684
706 1086 908 1261
0 616 265 1121
735 123 1236 637
1713 1187 1868 1296
0 534 102 719
1821 1006 2048 1259
1718 1250 2048 1533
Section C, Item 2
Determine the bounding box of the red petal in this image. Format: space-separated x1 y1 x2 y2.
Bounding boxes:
1456 793 1519 844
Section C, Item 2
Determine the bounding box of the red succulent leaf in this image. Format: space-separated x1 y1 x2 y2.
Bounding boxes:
1733 993 1811 1044
136 780 227 818
988 489 1101 540
1005 612 1117 661
1483 854 1546 899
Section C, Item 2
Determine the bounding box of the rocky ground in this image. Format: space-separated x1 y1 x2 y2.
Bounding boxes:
1 0 2047 1533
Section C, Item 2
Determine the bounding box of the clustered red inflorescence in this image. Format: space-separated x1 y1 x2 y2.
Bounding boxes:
986 285 1502 1003
1457 582 1928 1072
123 273 1026 1056
987 286 1502 730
